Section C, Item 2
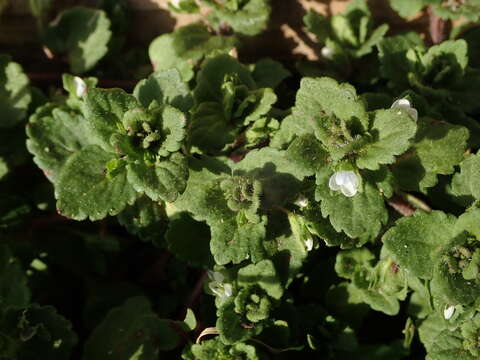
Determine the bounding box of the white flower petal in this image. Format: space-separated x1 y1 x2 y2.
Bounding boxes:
295 195 308 208
329 171 359 197
73 76 87 97
328 173 341 191
321 46 334 60
223 283 233 297
305 237 314 251
391 98 411 108
406 107 418 122
391 98 418 121
341 181 358 197
444 305 455 320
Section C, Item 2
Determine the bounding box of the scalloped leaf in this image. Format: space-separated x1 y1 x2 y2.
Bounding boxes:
26 105 97 183
0 55 31 128
149 24 237 81
84 88 139 153
355 108 417 170
2 304 78 360
83 297 184 359
383 211 458 279
126 152 188 203
133 69 193 112
117 196 167 243
315 169 388 242
44 7 112 73
451 152 480 200
56 145 138 220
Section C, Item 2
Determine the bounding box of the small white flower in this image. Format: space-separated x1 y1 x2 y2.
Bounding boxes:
444 305 455 320
328 171 359 197
73 76 87 97
294 194 308 208
170 0 181 8
305 237 314 251
390 98 418 121
321 46 334 60
207 271 233 299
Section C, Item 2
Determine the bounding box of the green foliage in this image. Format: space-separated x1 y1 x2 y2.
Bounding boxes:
0 56 31 128
1 305 78 359
44 7 112 73
8 1 480 359
201 0 271 36
83 297 188 359
190 54 277 153
304 0 389 60
378 37 480 113
148 24 237 81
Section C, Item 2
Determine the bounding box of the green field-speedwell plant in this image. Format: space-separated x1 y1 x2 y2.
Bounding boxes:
2 0 480 358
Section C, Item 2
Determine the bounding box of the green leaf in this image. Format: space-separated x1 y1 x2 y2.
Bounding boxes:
126 152 188 203
172 156 231 220
451 152 480 200
237 259 283 299
250 58 290 89
426 329 475 360
189 102 236 152
244 117 279 148
285 134 329 176
304 204 356 248
355 24 389 58
84 88 139 153
56 145 138 220
148 24 237 82
233 148 308 208
335 248 375 280
430 230 480 305
393 118 468 192
270 114 310 150
217 300 262 344
204 0 271 36
335 249 404 315
383 211 458 279
83 297 183 359
293 77 369 132
117 196 167 243
389 0 426 18
356 108 417 170
422 39 468 78
304 10 330 43
26 105 97 183
377 32 424 88
189 338 259 360
234 287 271 323
194 54 255 104
0 55 31 128
133 69 193 112
165 212 215 268
433 0 480 21
316 169 388 242
210 216 267 265
44 7 112 73
0 244 30 308
2 304 78 360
